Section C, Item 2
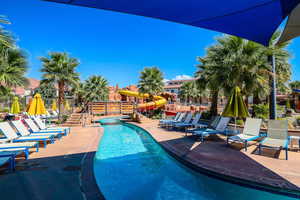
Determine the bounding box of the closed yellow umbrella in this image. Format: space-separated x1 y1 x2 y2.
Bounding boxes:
51 99 57 111
27 93 47 115
64 100 70 111
10 96 20 114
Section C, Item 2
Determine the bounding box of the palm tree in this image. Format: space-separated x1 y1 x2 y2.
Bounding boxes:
0 15 13 48
40 52 80 117
289 81 300 90
138 67 164 97
196 33 291 117
179 81 199 104
83 75 109 103
0 46 28 96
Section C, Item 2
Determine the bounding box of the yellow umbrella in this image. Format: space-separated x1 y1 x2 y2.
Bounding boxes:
27 93 47 115
64 100 71 111
51 99 57 111
10 96 20 114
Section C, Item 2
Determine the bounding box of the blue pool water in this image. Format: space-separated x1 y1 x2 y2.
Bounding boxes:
94 118 298 200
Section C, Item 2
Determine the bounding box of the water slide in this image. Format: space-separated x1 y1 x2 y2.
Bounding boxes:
118 90 167 110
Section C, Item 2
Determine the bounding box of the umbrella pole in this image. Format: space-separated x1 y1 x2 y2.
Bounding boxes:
234 117 237 133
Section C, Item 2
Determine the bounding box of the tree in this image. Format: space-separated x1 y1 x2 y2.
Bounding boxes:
179 81 199 104
35 82 57 99
196 33 291 117
138 67 164 97
0 16 28 96
0 46 28 96
83 75 109 103
289 81 300 90
0 15 13 48
40 52 80 118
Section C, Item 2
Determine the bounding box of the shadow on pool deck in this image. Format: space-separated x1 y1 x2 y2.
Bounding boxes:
133 121 300 197
0 125 105 200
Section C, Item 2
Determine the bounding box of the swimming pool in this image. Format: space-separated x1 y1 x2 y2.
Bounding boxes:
94 118 298 200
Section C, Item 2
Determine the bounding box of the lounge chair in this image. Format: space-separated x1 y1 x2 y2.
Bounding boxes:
0 151 19 171
174 113 202 131
11 120 63 140
172 112 193 128
227 118 262 151
193 117 231 142
258 120 289 160
187 116 221 133
24 118 66 136
0 142 39 153
0 122 54 147
32 116 70 135
161 112 187 127
159 112 181 125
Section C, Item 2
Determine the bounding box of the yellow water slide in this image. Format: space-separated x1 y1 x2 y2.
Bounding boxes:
118 90 167 110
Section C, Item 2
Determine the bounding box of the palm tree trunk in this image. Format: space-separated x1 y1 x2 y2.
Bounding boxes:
210 89 219 116
58 81 65 120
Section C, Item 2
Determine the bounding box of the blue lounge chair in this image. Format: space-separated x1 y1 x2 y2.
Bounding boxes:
11 120 63 140
227 118 262 151
174 113 201 129
159 112 181 125
193 117 231 142
24 118 67 136
172 112 193 128
0 122 54 147
162 112 187 128
258 120 289 160
32 116 70 135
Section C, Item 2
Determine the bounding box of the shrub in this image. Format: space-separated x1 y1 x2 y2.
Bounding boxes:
252 104 269 119
201 111 213 120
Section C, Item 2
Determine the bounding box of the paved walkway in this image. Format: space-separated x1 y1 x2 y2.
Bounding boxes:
0 126 103 200
133 120 300 196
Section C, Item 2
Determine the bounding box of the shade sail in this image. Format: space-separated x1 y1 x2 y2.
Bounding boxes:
278 3 300 44
45 0 300 45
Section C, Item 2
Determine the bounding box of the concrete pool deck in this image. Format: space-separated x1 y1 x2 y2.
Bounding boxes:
1 116 300 199
0 126 104 200
131 120 300 197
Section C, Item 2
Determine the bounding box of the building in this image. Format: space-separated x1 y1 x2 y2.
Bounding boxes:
164 78 197 95
13 78 40 97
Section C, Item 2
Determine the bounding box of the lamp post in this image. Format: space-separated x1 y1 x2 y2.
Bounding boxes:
269 55 277 119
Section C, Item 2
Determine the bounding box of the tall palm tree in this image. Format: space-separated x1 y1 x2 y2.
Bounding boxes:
0 15 13 48
289 81 300 90
196 33 291 116
138 67 164 97
0 46 28 95
40 52 80 117
83 75 109 103
179 81 199 104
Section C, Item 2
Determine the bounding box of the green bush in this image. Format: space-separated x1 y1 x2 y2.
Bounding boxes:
56 114 69 124
0 107 10 113
252 104 269 119
201 111 213 120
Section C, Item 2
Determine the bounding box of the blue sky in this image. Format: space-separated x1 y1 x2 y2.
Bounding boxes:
1 0 300 87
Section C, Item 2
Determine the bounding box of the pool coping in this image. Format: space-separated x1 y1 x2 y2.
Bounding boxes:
80 126 105 200
127 122 300 199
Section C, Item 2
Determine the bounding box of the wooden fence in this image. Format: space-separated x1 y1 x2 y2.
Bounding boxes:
88 101 134 115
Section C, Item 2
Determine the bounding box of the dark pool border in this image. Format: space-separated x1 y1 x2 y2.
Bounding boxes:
125 122 300 199
80 129 106 200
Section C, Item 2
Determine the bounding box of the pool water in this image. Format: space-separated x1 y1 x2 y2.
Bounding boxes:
94 118 298 200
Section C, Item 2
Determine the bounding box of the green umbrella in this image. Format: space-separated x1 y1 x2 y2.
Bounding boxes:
222 86 250 131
